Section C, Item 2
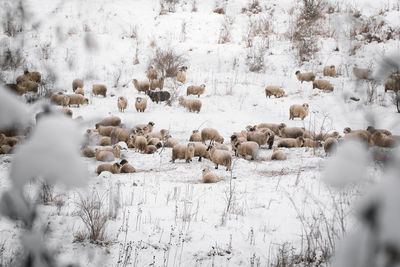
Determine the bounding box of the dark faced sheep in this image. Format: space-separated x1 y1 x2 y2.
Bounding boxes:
147 90 171 103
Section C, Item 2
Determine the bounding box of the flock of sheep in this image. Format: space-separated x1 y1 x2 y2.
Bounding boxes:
1 63 399 183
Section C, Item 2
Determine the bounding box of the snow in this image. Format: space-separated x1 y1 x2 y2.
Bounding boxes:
0 0 400 265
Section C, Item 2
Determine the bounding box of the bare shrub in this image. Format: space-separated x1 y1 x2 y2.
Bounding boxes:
148 46 187 78
242 0 263 14
366 81 378 104
129 26 140 65
2 1 24 37
218 16 233 44
39 181 54 205
191 0 198 12
246 43 266 73
160 0 180 14
39 41 52 61
299 0 326 22
350 15 398 44
0 45 25 72
395 91 400 113
75 192 109 245
244 15 272 48
180 20 187 42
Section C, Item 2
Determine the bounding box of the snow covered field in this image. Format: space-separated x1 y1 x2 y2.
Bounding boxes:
1 0 400 266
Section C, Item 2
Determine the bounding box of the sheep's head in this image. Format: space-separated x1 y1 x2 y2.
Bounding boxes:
84 98 89 104
120 159 128 166
330 65 335 69
278 124 286 131
295 70 300 75
200 84 206 89
206 144 215 152
187 143 195 150
216 136 224 144
192 130 199 134
148 121 155 127
297 136 305 147
179 97 185 105
230 135 238 142
366 126 375 133
302 103 309 110
343 127 351 134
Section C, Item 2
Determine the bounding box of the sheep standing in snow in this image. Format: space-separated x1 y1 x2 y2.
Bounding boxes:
265 86 285 98
201 128 224 144
234 141 259 160
171 143 196 163
323 65 336 77
246 130 274 149
187 84 206 97
202 168 221 183
353 66 372 80
164 136 179 148
277 137 304 148
146 66 158 81
117 96 128 112
190 130 202 142
313 80 334 91
257 123 285 135
179 97 202 113
67 94 88 107
135 97 147 112
133 79 150 93
51 93 70 107
150 77 164 90
75 87 85 96
289 103 309 120
72 79 84 91
95 116 121 128
207 145 232 171
295 71 315 83
177 66 187 83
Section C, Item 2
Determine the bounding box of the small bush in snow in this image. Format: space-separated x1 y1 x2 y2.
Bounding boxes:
246 43 266 73
149 46 187 78
218 16 233 44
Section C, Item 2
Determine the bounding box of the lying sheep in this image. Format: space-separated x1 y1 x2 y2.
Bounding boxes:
190 130 202 142
353 66 371 80
202 168 221 183
246 130 274 149
147 137 162 148
145 145 158 154
117 96 128 112
234 141 259 160
72 78 84 92
289 103 309 120
146 66 158 81
207 145 232 171
0 134 19 147
133 79 150 93
277 137 304 148
75 87 85 96
179 97 202 113
313 80 334 91
324 137 338 156
148 129 169 140
323 65 336 77
278 125 304 138
120 159 136 173
303 138 322 148
177 66 187 83
97 136 111 146
270 147 287 160
97 163 120 175
194 143 210 161
164 136 179 148
51 93 70 107
67 94 88 107
82 146 95 157
366 126 392 136
295 71 315 83
95 116 121 128
92 84 107 97
95 150 115 162
171 143 195 163
0 145 12 154
135 97 147 112
150 78 164 90
147 90 170 103
60 108 73 117
370 132 399 148
111 128 131 144
265 86 285 98
315 131 339 141
343 127 371 142
201 128 224 144
343 131 370 145
97 145 121 158
257 123 285 135
132 135 148 152
302 130 315 139
187 84 206 97
18 80 38 93
384 74 400 92
97 126 116 136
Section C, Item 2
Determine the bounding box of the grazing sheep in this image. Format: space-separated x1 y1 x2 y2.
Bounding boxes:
384 74 400 92
171 143 195 163
120 159 136 173
315 131 339 141
246 130 274 149
323 65 336 77
146 66 158 81
164 136 179 148
82 146 95 157
343 127 371 143
278 125 304 138
97 126 116 136
230 134 247 155
92 84 107 97
97 145 121 158
111 127 131 144
95 150 115 162
51 93 70 107
190 130 202 142
95 116 121 128
193 143 210 161
67 94 88 107
117 96 128 112
150 78 164 90
370 132 399 148
97 136 111 146
202 168 220 183
313 80 334 91
18 80 38 93
145 145 158 154
201 128 224 144
133 79 150 93
132 135 148 152
60 108 73 117
234 141 259 160
177 66 187 83
353 66 372 80
324 137 338 156
303 138 322 148
366 126 392 136
270 147 287 160
179 97 202 113
75 87 85 96
97 163 121 175
147 90 170 103
295 71 315 83
265 86 285 98
257 123 285 135
134 122 154 134
289 103 309 120
72 79 84 92
277 137 304 148
135 97 147 112
207 145 232 171
187 84 206 97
